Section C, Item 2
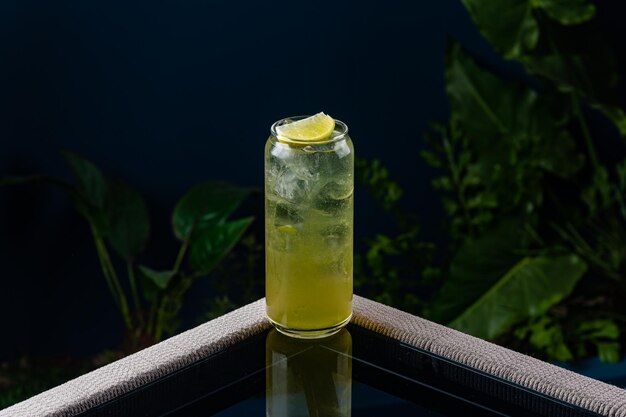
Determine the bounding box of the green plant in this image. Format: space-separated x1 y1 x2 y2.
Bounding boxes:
354 158 440 313
199 232 265 322
357 0 625 363
424 0 626 362
1 152 253 346
0 356 96 409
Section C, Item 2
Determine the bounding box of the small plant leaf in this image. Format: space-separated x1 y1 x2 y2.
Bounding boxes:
355 158 403 211
515 317 574 362
596 342 620 364
578 319 620 340
172 181 251 242
532 0 595 25
61 151 107 209
137 265 176 302
138 266 175 290
105 180 150 260
189 216 254 274
60 151 111 236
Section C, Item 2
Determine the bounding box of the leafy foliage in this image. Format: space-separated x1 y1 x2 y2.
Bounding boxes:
461 0 596 59
354 158 440 314
199 233 265 322
462 0 625 135
425 0 626 362
356 0 626 363
0 357 93 410
355 158 403 213
1 153 253 345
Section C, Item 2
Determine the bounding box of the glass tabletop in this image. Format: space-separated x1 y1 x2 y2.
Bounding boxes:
79 324 601 417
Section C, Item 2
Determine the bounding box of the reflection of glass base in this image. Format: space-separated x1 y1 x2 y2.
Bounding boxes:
268 314 352 339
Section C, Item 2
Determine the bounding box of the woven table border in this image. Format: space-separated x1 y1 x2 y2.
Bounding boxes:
2 295 625 417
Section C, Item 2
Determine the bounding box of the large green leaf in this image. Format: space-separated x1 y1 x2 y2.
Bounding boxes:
449 254 586 339
446 42 573 140
521 48 626 136
105 180 150 260
527 14 626 135
462 0 624 136
61 151 107 209
172 181 251 242
60 151 111 235
445 42 582 189
189 216 254 274
461 0 595 59
428 218 528 324
461 0 538 59
446 42 530 137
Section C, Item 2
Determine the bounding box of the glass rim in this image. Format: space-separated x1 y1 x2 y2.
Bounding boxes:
270 115 349 145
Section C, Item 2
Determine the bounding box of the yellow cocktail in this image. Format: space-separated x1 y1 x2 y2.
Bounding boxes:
265 113 353 338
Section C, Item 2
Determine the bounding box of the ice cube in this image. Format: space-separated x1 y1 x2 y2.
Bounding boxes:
314 181 353 214
269 202 303 252
321 223 350 248
323 250 350 278
274 160 319 204
333 140 351 159
273 201 304 227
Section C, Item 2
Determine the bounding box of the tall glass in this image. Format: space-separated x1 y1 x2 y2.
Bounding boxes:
265 115 354 338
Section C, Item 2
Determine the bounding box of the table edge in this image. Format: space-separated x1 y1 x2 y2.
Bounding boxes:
1 296 624 417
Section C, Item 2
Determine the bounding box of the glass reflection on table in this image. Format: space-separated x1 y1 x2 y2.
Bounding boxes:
266 329 352 417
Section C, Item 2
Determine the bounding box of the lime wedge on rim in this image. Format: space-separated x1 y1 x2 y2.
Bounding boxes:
275 112 335 142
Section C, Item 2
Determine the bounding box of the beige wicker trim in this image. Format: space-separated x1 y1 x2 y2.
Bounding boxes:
2 296 625 416
0 299 270 417
351 296 626 417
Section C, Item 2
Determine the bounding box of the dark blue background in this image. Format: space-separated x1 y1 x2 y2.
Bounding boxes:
1 0 624 361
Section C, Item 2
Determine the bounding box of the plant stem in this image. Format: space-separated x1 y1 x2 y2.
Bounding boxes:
127 262 143 326
543 19 600 172
94 236 132 329
147 297 158 337
443 132 473 236
613 184 626 223
554 223 621 282
150 241 189 341
154 296 168 342
573 96 600 172
173 241 189 273
92 232 121 311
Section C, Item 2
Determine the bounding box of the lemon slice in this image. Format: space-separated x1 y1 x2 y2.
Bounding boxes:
276 112 335 142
